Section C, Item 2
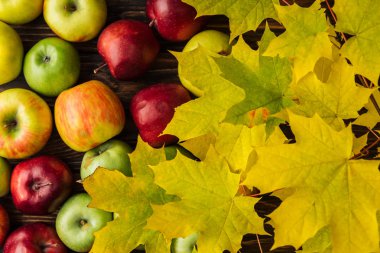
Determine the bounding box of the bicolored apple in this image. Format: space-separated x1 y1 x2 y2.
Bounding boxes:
44 0 107 42
56 193 112 252
0 21 23 85
55 80 125 152
23 37 80 97
0 0 43 25
0 89 53 159
0 157 11 197
80 139 132 180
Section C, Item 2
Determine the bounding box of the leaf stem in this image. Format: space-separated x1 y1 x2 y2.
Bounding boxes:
350 128 380 159
256 234 263 253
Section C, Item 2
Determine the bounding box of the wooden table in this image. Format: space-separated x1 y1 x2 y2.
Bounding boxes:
1 0 377 252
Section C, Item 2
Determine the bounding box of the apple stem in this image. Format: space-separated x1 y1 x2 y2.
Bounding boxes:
93 63 107 74
43 56 51 63
4 119 17 129
32 182 52 191
44 243 59 248
148 19 156 28
76 179 83 184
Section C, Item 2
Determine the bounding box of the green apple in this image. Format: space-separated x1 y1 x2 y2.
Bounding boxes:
44 0 107 42
0 89 53 159
56 193 112 252
179 30 231 97
164 145 195 161
80 139 132 180
0 158 10 197
23 37 80 97
0 21 23 85
0 0 43 25
183 30 231 54
171 233 198 253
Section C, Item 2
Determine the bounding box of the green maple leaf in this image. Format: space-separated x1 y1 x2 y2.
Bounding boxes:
354 89 380 129
292 56 373 130
334 0 380 85
244 112 380 252
163 47 245 141
83 137 176 253
182 0 279 40
264 2 332 80
258 22 277 55
146 147 266 253
166 35 292 140
216 37 294 125
301 227 332 253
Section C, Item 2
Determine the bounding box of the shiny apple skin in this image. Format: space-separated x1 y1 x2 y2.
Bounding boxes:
97 20 160 80
10 156 73 215
3 223 67 253
130 83 191 147
0 204 9 246
0 88 52 159
55 80 126 152
146 0 207 41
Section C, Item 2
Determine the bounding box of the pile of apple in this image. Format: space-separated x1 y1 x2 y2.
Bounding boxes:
0 0 232 252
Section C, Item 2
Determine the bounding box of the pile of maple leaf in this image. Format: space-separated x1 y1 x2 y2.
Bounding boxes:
83 0 380 252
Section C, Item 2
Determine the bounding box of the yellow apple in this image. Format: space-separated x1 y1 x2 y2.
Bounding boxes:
0 21 23 85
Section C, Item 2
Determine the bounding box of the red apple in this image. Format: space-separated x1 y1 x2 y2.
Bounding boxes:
0 204 9 246
130 83 191 147
0 88 52 159
11 155 73 215
146 0 207 41
97 19 160 80
55 80 126 152
3 223 67 253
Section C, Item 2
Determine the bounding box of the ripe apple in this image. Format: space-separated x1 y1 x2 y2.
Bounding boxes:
0 0 43 25
180 30 232 97
0 157 11 197
0 204 9 246
146 0 207 41
164 145 195 161
3 223 67 253
23 37 80 97
130 83 191 148
80 139 132 180
55 80 125 152
0 89 52 159
43 0 107 42
56 193 113 252
0 21 23 85
11 155 73 215
97 20 160 80
171 233 198 253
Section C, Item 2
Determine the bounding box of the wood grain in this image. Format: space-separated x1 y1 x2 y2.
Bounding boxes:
0 0 378 253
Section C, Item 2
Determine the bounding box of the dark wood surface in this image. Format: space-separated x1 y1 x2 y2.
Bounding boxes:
0 0 378 252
